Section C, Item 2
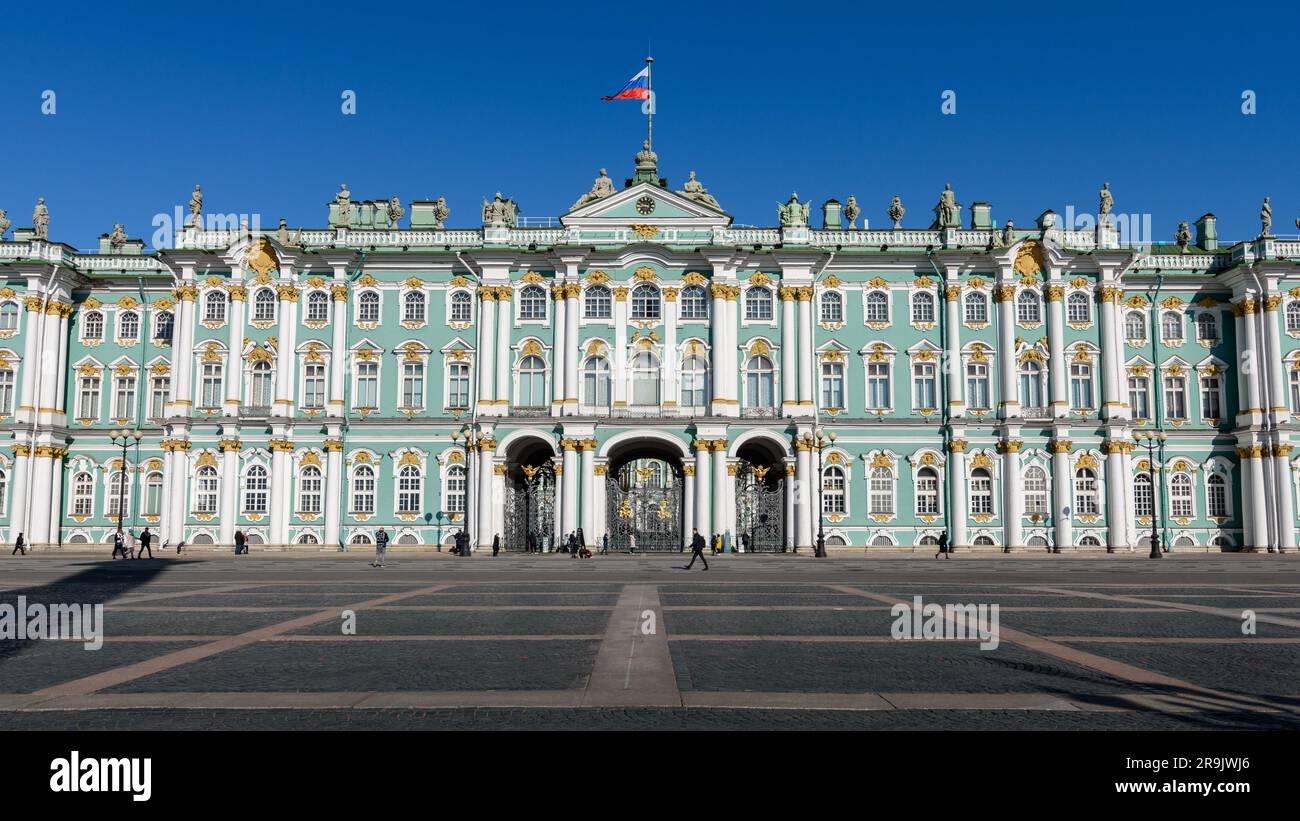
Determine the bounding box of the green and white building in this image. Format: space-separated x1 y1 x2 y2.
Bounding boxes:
2 146 1299 552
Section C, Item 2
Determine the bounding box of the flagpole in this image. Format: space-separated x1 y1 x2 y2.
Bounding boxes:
646 54 653 150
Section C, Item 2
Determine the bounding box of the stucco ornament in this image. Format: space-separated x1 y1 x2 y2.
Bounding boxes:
572 168 618 210
32 198 50 239
777 192 811 228
334 184 351 226
431 196 451 229
677 171 721 210
187 185 202 227
843 195 861 229
482 192 518 228
888 196 905 229
933 183 960 228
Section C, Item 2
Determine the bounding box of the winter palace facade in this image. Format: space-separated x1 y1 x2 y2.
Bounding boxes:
2 149 1299 553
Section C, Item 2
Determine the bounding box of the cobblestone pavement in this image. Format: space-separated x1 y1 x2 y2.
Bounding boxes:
2 552 1299 730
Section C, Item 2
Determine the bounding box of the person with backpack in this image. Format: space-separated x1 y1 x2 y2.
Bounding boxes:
234 530 246 555
373 527 389 567
683 529 709 571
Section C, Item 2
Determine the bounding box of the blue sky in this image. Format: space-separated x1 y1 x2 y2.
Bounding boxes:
2 0 1298 250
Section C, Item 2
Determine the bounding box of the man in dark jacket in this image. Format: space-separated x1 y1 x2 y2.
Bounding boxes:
11 533 25 556
935 532 950 560
373 527 389 567
492 534 500 557
684 528 709 571
112 530 127 560
137 527 153 559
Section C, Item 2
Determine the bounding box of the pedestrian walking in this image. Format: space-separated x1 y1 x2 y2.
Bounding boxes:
176 540 186 554
126 530 137 558
492 534 501 557
11 533 25 556
136 527 154 559
527 532 537 554
568 531 579 558
455 529 469 556
935 532 950 560
234 530 246 555
373 527 389 567
601 534 609 555
112 530 127 560
712 533 721 556
683 528 709 571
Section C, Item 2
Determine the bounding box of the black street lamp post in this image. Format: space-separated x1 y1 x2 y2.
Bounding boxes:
451 424 483 552
108 428 142 536
1135 429 1166 559
801 428 837 558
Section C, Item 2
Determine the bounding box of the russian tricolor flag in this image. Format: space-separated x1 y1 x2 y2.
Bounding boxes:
601 67 650 101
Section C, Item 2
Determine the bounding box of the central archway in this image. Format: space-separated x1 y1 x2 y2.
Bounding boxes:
502 437 557 552
734 439 787 552
604 439 686 552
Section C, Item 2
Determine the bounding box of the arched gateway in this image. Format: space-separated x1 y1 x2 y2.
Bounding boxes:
502 438 557 551
734 440 787 552
605 442 685 552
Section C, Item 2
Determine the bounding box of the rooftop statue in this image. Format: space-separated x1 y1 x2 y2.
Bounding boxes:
109 223 128 251
1001 220 1016 247
843 195 861 229
888 196 905 230
482 192 518 228
677 171 721 210
431 196 451 230
1261 196 1272 236
0 209 10 240
1175 220 1192 253
933 183 960 229
33 198 49 240
1099 182 1113 219
635 139 658 174
572 168 618 210
335 184 351 227
387 196 405 228
187 185 202 227
777 192 811 228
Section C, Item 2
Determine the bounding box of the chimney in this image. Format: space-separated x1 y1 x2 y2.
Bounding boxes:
1194 213 1217 251
970 202 992 230
822 199 842 230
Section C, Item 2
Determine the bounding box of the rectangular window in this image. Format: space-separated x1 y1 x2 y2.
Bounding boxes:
78 376 100 420
356 361 378 409
821 362 844 409
1069 363 1093 410
915 472 939 515
303 363 325 409
1199 375 1221 420
0 368 13 415
401 362 424 410
1128 376 1149 419
865 362 890 410
1163 376 1186 420
912 362 936 411
966 363 990 410
200 363 223 410
113 376 136 420
970 475 992 514
150 376 169 419
448 363 471 409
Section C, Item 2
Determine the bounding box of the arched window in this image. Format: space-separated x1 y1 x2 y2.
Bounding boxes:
820 291 843 323
307 291 329 322
351 465 375 514
519 286 547 320
1206 473 1228 518
869 467 893 515
143 471 163 517
1170 473 1193 518
1067 292 1091 323
1211 535 1234 552
445 464 466 515
72 472 94 516
969 468 993 514
822 466 846 514
358 291 380 322
745 354 775 409
679 285 708 319
865 291 889 323
919 535 939 546
681 354 708 407
297 533 319 545
911 291 935 324
1024 466 1048 515
745 287 773 321
298 465 322 514
1287 302 1300 333
350 533 373 546
1196 312 1218 343
1027 535 1049 549
450 291 473 322
1133 473 1154 517
204 291 227 323
253 288 276 322
974 535 996 547
83 311 104 341
154 310 174 341
194 465 219 514
1074 468 1098 515
250 360 273 408
0 302 18 331
582 356 611 407
1125 310 1146 341
915 466 940 515
517 354 547 407
964 292 987 324
631 351 660 405
1016 290 1041 324
403 291 426 323
584 285 611 319
1161 311 1183 341
1078 536 1102 548
631 284 660 320
870 535 892 547
243 465 268 513
117 311 139 341
1020 359 1044 407
398 465 422 514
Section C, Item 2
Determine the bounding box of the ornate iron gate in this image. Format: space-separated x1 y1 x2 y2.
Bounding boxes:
736 461 785 552
606 459 682 552
504 464 556 551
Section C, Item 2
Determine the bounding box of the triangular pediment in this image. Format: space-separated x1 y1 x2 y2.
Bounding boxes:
562 182 732 228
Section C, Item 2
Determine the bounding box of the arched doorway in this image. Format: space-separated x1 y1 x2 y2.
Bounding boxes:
503 438 557 551
606 449 684 552
734 440 787 552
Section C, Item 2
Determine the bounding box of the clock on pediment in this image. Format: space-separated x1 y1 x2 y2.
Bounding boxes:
635 195 657 216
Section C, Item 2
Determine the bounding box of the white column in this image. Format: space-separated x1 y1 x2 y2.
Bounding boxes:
224 285 245 415
795 439 813 549
53 312 70 417
1122 444 1137 548
1047 283 1068 419
1105 441 1127 550
1241 299 1263 418
1098 285 1124 420
477 290 496 411
476 444 496 549
165 444 188 544
219 438 238 545
948 441 968 548
683 466 695 549
593 463 608 544
1052 441 1072 549
272 285 299 418
551 287 566 413
996 285 1018 419
1238 446 1254 550
170 282 198 417
613 289 628 407
495 290 511 410
797 289 814 410
492 467 506 546
1002 441 1022 550
29 451 53 545
561 439 579 539
324 439 343 550
722 294 739 417
780 288 798 414
46 450 65 545
944 285 965 418
663 289 679 410
37 306 62 414
580 442 595 539
1249 445 1269 551
16 299 44 422
784 462 796 550
711 440 728 538
1274 444 1296 551
1265 297 1289 424
563 287 580 413
711 286 730 414
694 439 711 538
329 284 347 415
9 445 30 538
